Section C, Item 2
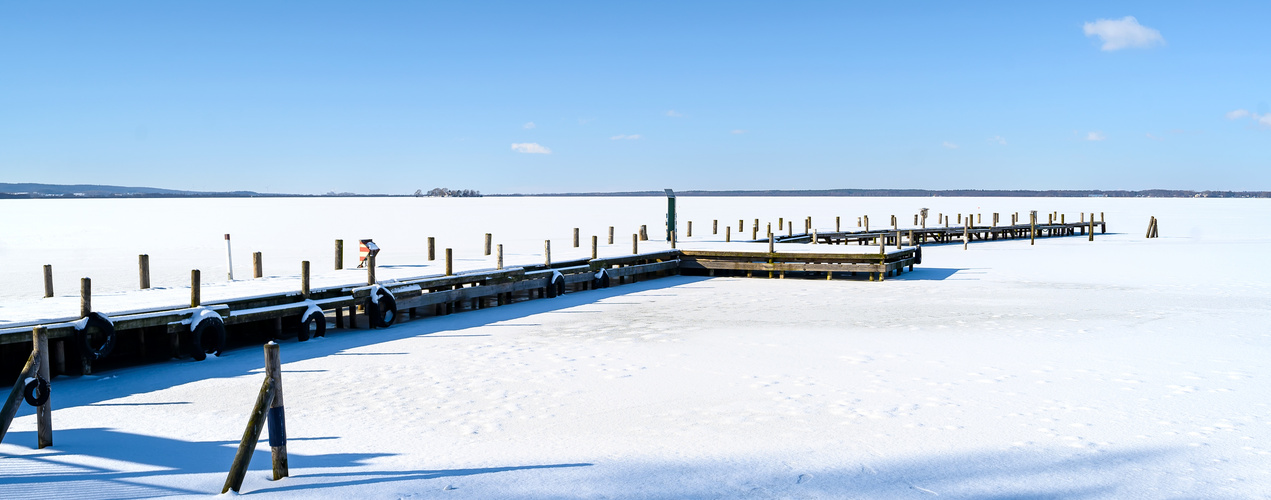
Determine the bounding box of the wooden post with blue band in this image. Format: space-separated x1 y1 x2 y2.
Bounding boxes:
265 342 288 480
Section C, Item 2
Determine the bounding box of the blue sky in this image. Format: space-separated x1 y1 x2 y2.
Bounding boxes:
1 2 1267 194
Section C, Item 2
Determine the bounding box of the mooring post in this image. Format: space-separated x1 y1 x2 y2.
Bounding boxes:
591 235 598 259
738 219 743 233
864 215 869 232
264 342 288 480
34 326 51 449
713 219 718 234
787 221 793 237
640 225 648 241
79 277 91 374
1089 217 1095 242
225 234 234 281
445 249 453 276
301 261 310 298
366 255 376 285
632 234 638 254
428 237 436 261
670 231 677 249
485 233 492 255
752 219 759 240
725 226 731 242
687 221 692 238
573 228 580 247
496 244 503 270
221 373 276 494
184 271 202 314
335 239 343 270
43 265 53 298
608 226 614 244
836 216 841 232
963 219 969 250
1030 211 1037 245
139 254 151 289
779 217 783 228
768 231 774 253
252 252 262 279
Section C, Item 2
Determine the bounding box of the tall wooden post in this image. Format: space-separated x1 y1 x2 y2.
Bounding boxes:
139 255 151 289
428 237 436 261
670 231 676 249
335 239 343 270
864 215 869 231
713 219 718 234
752 219 759 240
43 265 53 298
787 221 793 237
264 342 288 480
632 234 638 254
573 228 580 247
252 252 263 279
640 225 648 241
191 270 201 307
496 245 503 270
80 277 90 374
836 216 841 232
544 240 551 266
366 255 376 285
485 233 492 255
687 221 693 237
1030 211 1037 245
300 261 310 298
725 226 731 242
445 249 453 276
591 235 598 259
34 326 51 449
225 234 234 281
608 226 614 244
768 231 774 253
1089 217 1095 241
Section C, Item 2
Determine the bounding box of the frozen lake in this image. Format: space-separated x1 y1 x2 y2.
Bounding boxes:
2 196 1270 498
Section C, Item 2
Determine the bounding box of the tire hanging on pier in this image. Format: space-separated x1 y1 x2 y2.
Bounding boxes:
76 311 116 362
297 309 327 341
368 288 397 328
23 377 50 406
546 272 565 298
189 316 226 361
592 269 611 289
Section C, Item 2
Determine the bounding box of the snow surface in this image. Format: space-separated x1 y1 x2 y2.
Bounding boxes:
1 196 1270 498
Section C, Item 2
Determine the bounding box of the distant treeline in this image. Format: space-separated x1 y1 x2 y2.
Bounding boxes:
492 189 1271 198
416 188 482 197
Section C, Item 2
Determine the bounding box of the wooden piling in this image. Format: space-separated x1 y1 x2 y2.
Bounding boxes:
787 221 793 237
1089 217 1094 241
1030 212 1037 245
725 226 731 242
252 252 263 279
640 225 648 241
43 265 53 298
778 217 784 228
428 237 436 261
609 226 615 244
80 277 91 317
301 261 310 298
752 219 759 240
836 216 841 232
221 373 276 494
264 343 288 480
34 326 51 448
485 233 492 255
591 235 598 259
445 249 453 275
864 215 869 231
366 255 376 285
191 270 201 307
335 239 343 270
632 234 638 254
544 240 551 266
671 231 676 249
687 221 692 237
138 255 151 289
713 219 718 234
496 244 503 270
573 228 580 247
768 231 774 253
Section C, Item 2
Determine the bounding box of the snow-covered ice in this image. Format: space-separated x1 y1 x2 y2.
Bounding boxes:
2 196 1270 498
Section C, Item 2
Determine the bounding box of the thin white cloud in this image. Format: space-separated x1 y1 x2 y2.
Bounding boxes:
1086 131 1107 141
1226 109 1250 120
665 110 683 117
523 122 536 129
988 135 1006 145
1083 16 1165 51
942 141 959 149
1258 114 1271 127
511 142 551 154
610 134 642 140
731 129 747 134
1145 132 1163 141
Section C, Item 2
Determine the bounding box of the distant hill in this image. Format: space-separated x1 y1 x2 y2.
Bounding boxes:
493 188 1271 198
0 183 270 198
